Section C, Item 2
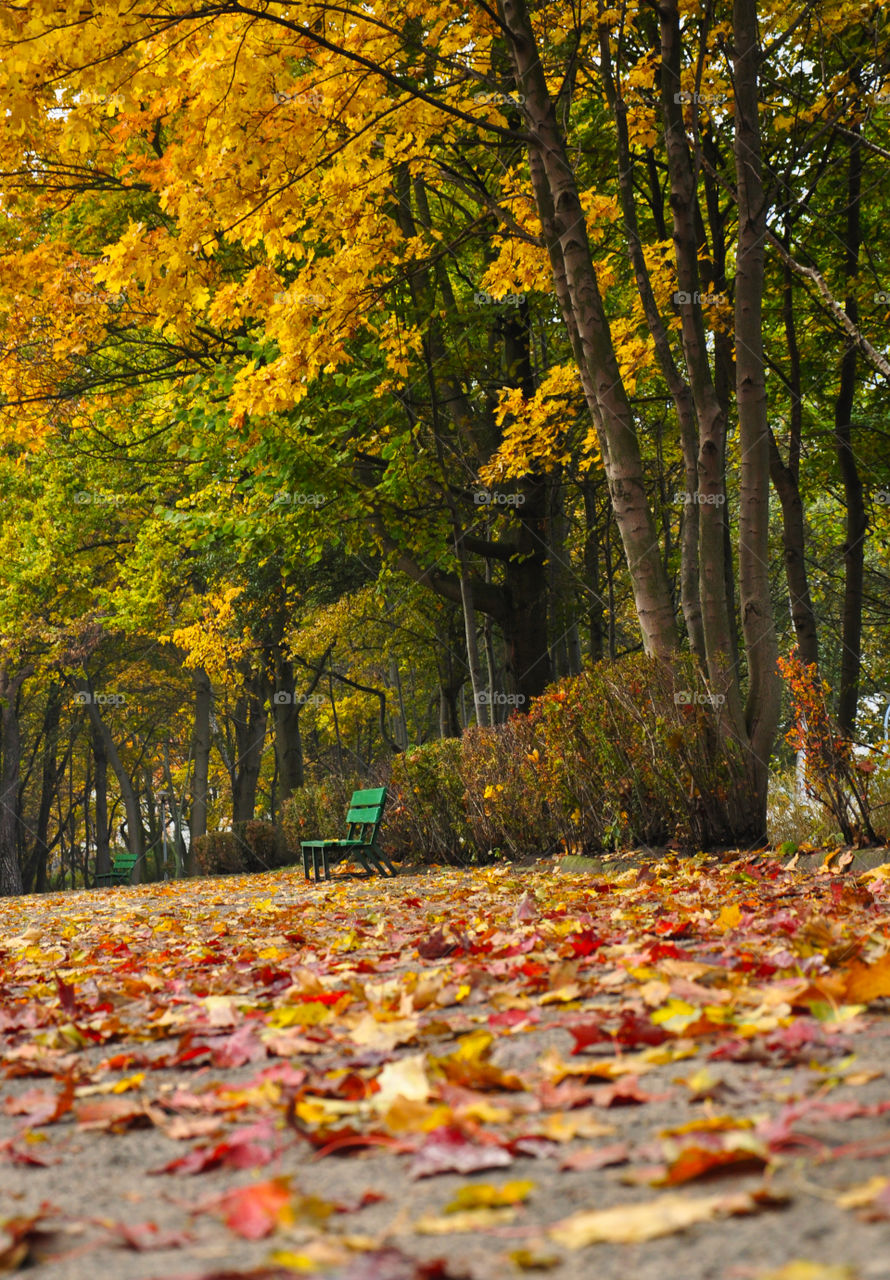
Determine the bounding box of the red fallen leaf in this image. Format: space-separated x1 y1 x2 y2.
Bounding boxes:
154 1121 278 1175
410 1126 513 1179
75 1097 151 1130
613 1010 669 1047
416 929 457 960
311 1131 414 1159
54 973 78 1016
590 1077 668 1107
654 918 692 938
560 1141 631 1171
337 1248 469 1279
655 1143 768 1186
218 1178 293 1240
4 1074 75 1127
568 929 603 957
488 1008 539 1031
566 1019 609 1054
4 1088 57 1119
536 1080 598 1110
208 1025 267 1069
0 1139 53 1167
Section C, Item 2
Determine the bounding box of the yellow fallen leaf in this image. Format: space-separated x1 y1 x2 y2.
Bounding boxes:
372 1054 431 1111
754 1264 858 1280
716 903 742 931
539 983 583 1005
651 998 703 1032
509 1245 562 1271
549 1188 778 1248
842 952 890 1003
446 1180 535 1212
415 1207 516 1234
541 1112 615 1142
348 1012 419 1051
382 1097 451 1134
835 1175 890 1209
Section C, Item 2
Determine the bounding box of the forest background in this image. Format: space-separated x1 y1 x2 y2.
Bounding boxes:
0 0 889 896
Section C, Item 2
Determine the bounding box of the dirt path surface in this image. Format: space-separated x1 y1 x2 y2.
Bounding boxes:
3 857 890 1280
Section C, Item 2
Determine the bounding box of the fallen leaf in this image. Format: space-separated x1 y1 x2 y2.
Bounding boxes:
549 1187 785 1248
411 1126 513 1179
414 1207 516 1233
445 1180 534 1211
218 1178 294 1239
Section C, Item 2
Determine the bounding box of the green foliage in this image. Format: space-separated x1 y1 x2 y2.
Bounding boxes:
387 740 473 865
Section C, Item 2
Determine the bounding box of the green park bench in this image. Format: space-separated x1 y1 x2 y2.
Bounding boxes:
96 850 141 887
301 787 396 881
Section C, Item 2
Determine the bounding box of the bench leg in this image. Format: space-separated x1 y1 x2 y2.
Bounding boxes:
302 846 311 880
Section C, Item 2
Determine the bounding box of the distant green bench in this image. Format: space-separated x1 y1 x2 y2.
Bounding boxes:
301 787 396 881
96 850 141 887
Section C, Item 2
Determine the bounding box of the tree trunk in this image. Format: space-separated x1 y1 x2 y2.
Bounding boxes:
659 0 741 721
770 252 819 668
22 681 62 894
232 675 269 823
733 0 782 819
190 668 212 856
0 669 26 897
91 718 111 882
834 124 866 735
272 656 305 806
600 21 704 660
500 0 678 659
77 677 145 881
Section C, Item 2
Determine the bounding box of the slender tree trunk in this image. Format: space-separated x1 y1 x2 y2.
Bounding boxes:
600 23 705 659
500 0 678 659
91 719 111 882
733 0 782 818
272 657 305 808
232 675 269 823
455 528 490 726
77 678 145 881
834 124 866 735
0 669 27 897
659 0 741 719
189 669 212 867
770 253 819 668
22 682 62 894
582 479 605 663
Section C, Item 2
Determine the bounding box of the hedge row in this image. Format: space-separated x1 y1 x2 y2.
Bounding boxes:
281 654 750 866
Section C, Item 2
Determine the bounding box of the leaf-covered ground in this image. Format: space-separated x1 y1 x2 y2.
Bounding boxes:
3 857 890 1280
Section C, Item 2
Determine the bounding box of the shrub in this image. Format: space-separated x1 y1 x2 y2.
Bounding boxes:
278 654 762 866
460 716 560 860
387 739 471 864
193 831 245 876
281 772 364 852
778 652 884 845
234 820 293 871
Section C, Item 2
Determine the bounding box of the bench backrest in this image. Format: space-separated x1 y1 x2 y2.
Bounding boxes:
112 851 140 871
345 787 387 842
